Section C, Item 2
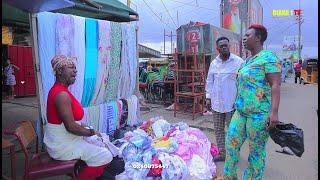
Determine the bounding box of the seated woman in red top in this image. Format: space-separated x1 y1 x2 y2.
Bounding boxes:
43 55 113 180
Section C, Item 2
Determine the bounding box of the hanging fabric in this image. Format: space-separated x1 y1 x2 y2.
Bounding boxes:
55 14 74 57
36 12 139 131
105 22 121 102
99 103 106 133
37 12 57 124
81 18 98 107
120 99 129 128
118 24 130 99
81 107 90 126
88 105 100 131
91 20 111 105
127 24 138 97
112 101 118 134
69 15 86 102
136 97 141 123
105 102 115 135
117 100 122 129
127 95 140 126
131 95 139 126
127 96 133 126
118 24 138 99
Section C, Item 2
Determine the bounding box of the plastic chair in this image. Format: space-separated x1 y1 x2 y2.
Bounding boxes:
3 120 80 180
2 138 16 180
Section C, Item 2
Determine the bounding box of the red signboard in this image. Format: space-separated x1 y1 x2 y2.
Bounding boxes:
186 30 201 53
186 31 200 42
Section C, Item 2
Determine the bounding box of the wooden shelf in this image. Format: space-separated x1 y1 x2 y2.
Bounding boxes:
175 92 205 97
173 51 206 120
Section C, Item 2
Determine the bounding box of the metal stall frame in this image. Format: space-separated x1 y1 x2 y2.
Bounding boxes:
29 13 46 125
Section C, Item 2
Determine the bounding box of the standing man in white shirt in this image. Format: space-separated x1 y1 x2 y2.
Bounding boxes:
206 36 244 162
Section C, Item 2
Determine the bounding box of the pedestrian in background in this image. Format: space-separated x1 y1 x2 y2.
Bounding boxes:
205 36 244 162
224 24 281 179
294 59 303 84
281 58 289 82
286 60 293 76
4 58 20 100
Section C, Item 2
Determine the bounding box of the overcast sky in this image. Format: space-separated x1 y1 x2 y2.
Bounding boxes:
119 0 318 58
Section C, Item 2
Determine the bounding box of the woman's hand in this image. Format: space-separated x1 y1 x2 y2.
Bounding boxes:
95 131 102 137
267 112 279 130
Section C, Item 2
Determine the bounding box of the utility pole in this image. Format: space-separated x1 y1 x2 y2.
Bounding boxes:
220 0 224 27
177 11 179 27
298 0 301 61
173 42 175 54
170 31 173 54
127 0 130 7
164 31 177 55
164 29 166 54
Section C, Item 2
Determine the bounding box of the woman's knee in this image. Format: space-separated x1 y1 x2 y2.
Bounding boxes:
225 131 243 152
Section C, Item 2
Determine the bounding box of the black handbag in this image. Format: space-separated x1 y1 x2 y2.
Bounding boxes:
269 122 304 157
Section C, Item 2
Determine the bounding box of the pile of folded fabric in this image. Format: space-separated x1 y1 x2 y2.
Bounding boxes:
113 117 217 180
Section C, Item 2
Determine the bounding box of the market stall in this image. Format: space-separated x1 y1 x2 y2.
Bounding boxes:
138 57 175 104
4 1 218 179
3 0 141 135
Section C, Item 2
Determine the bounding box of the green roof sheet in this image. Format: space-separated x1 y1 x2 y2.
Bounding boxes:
2 3 29 27
2 0 138 27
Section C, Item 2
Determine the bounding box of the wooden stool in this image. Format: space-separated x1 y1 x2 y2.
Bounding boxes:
2 138 16 180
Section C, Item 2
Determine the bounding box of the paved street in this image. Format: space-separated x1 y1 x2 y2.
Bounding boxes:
2 76 318 179
141 78 318 180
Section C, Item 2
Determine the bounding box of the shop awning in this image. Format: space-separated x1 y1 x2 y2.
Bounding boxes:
2 0 138 27
3 0 75 13
54 0 138 22
2 3 30 27
149 58 169 65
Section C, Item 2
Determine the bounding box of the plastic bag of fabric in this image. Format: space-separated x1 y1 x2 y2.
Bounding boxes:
269 122 304 157
210 143 219 157
147 156 163 177
157 152 189 180
115 172 131 180
129 135 152 150
152 119 171 138
188 155 213 180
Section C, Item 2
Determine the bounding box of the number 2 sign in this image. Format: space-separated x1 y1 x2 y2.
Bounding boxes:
186 30 200 43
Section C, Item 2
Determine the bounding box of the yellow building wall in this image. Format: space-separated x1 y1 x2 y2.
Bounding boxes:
2 26 13 45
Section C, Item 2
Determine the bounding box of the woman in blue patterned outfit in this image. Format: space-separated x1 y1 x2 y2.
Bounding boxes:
4 58 20 100
223 24 281 180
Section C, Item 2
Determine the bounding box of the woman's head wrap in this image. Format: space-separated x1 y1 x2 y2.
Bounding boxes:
51 55 76 75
